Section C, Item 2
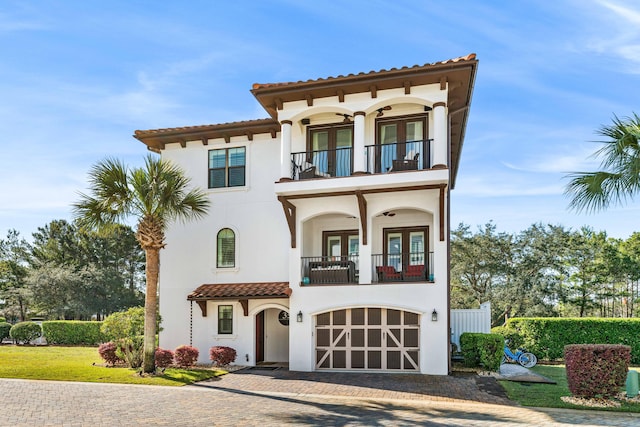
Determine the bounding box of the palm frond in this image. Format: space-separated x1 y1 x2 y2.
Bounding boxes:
565 113 640 212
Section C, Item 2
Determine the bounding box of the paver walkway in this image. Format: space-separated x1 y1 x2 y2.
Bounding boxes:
1 371 640 426
196 367 513 405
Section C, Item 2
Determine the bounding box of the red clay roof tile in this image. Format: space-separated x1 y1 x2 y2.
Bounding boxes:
187 282 292 300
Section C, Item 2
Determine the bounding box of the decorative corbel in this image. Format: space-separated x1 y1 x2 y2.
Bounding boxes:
278 196 296 248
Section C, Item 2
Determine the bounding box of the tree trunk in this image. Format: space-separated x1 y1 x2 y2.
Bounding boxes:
142 248 160 373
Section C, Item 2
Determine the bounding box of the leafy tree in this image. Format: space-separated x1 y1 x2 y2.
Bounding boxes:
27 220 144 320
566 113 640 212
73 155 210 373
0 230 32 321
450 222 513 317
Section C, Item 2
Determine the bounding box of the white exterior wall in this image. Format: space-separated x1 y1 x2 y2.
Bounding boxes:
158 133 290 363
157 79 453 374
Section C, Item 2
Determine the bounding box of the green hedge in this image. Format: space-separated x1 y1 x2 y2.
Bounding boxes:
506 317 640 364
460 332 503 372
0 322 12 341
42 321 104 345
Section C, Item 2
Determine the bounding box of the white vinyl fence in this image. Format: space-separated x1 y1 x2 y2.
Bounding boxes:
450 302 491 351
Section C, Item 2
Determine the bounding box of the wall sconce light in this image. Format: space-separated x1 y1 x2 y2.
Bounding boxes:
297 311 303 322
431 309 438 322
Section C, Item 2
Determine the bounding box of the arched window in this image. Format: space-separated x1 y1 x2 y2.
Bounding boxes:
217 228 235 268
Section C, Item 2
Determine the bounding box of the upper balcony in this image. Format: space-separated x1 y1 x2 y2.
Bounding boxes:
291 140 432 180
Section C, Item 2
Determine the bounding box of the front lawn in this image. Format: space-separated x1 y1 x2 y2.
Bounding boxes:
499 364 640 412
0 345 223 386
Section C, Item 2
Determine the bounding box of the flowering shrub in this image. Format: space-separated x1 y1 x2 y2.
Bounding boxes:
98 342 122 366
174 345 199 368
155 348 174 368
9 321 42 344
209 346 237 367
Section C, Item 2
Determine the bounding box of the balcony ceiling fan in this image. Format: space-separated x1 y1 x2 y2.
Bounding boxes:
378 211 396 217
376 106 392 117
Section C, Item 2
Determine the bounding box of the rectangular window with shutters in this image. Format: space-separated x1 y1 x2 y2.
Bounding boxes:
208 147 246 188
218 305 233 334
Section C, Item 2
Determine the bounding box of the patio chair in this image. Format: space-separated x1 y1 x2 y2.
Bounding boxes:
403 264 426 281
376 265 402 282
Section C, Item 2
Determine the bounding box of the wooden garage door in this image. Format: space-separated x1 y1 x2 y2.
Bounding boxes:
315 308 419 371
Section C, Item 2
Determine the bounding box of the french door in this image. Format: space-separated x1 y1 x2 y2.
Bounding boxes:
383 227 428 273
376 115 427 172
308 125 353 177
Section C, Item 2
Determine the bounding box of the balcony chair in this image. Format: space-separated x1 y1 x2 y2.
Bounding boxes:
376 265 402 282
403 264 426 281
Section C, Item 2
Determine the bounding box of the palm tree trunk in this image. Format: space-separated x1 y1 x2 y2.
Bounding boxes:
142 247 160 373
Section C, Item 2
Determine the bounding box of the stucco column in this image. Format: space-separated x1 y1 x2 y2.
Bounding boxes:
280 120 292 180
358 223 372 284
353 111 366 174
432 102 447 169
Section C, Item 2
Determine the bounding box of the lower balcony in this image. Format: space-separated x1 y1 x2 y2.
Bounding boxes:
300 252 434 285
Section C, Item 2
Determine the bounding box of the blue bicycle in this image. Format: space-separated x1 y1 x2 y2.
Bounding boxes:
503 343 537 368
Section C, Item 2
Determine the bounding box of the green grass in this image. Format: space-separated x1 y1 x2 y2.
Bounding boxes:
0 345 224 386
499 364 640 412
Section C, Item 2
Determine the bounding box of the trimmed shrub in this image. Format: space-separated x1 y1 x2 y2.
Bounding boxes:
0 317 6 323
42 321 104 345
155 348 174 369
174 345 199 368
115 336 144 368
209 346 237 367
460 332 503 371
460 333 482 367
565 344 630 398
98 342 122 366
478 334 503 372
0 322 12 341
9 321 42 344
507 317 640 363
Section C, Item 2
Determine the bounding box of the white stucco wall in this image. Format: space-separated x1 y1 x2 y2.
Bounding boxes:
156 78 452 374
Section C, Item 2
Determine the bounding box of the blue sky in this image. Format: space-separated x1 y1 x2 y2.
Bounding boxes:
1 0 639 241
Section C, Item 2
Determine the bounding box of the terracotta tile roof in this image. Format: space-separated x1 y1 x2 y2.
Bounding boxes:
251 53 477 91
187 282 292 300
133 118 279 152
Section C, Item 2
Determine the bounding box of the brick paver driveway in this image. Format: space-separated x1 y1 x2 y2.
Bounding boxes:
2 370 640 426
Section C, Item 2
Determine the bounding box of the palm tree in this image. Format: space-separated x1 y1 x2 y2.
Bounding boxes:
73 155 210 373
566 113 640 212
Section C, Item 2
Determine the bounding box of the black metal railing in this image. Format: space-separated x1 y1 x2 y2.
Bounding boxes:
301 256 359 285
291 147 353 180
371 252 434 283
365 140 431 174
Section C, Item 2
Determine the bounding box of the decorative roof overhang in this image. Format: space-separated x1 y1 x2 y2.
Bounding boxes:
252 54 477 187
133 118 280 153
187 282 292 317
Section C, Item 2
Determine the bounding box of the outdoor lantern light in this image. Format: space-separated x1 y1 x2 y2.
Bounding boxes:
431 309 438 322
297 311 303 322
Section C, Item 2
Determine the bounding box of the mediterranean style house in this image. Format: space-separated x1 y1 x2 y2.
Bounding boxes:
134 54 478 375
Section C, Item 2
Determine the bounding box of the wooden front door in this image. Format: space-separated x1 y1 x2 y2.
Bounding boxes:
255 310 265 363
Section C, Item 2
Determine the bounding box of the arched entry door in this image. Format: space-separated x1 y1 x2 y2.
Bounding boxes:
315 308 419 371
256 308 290 364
